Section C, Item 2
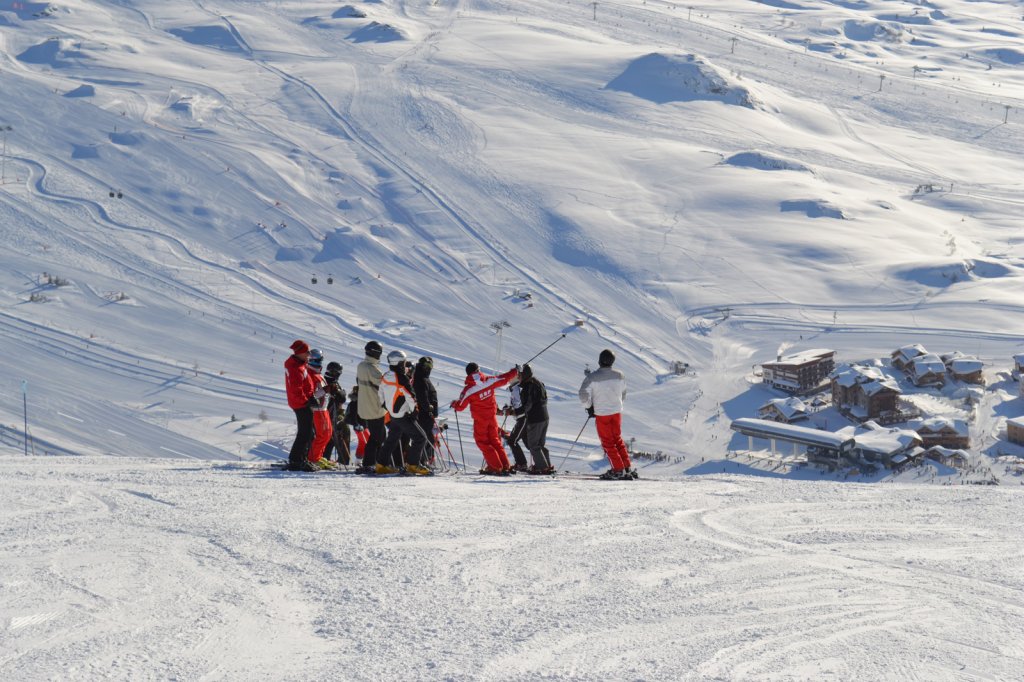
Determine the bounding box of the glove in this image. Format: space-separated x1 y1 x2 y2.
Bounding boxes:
449 401 458 409
586 406 595 418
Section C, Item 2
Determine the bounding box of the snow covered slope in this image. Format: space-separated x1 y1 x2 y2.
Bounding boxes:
1 0 1024 472
2 457 1022 680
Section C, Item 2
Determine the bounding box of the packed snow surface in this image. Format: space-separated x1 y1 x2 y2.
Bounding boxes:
2 457 1023 680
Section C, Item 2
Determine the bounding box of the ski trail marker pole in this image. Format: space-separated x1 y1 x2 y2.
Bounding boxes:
557 415 592 471
523 333 567 366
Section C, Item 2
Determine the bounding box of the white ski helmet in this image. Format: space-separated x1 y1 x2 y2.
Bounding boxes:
387 350 407 366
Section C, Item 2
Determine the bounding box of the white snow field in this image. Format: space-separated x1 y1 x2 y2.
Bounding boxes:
2 457 1023 681
2 0 1024 677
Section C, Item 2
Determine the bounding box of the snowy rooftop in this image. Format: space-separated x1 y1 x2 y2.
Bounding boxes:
763 349 835 367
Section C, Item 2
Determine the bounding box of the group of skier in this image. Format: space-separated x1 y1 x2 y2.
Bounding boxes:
283 338 637 479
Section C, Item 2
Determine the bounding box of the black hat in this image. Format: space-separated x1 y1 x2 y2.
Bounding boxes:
418 356 433 369
466 362 479 375
364 340 383 359
325 361 342 378
598 349 615 367
520 363 533 380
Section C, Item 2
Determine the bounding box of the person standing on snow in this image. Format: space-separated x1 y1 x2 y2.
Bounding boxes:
345 385 368 461
378 350 429 475
413 356 440 465
322 361 350 465
284 340 318 472
451 363 519 475
502 379 530 472
518 364 554 474
356 340 387 475
306 350 336 470
578 349 636 480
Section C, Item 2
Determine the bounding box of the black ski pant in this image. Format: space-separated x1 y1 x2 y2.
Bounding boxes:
379 414 426 468
361 417 386 468
288 406 314 465
504 416 529 467
526 420 551 469
416 414 438 463
324 421 351 465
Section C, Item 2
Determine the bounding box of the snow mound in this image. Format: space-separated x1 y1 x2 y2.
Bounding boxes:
17 38 90 67
332 6 367 19
723 151 812 173
63 84 95 98
843 20 905 43
779 199 846 219
166 95 221 125
892 259 1016 288
168 26 244 53
347 21 405 43
985 48 1024 66
313 227 374 262
605 53 760 108
109 132 142 146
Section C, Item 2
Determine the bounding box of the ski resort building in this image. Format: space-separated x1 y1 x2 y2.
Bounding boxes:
760 349 836 394
891 344 928 370
836 421 923 468
830 364 903 422
924 446 969 469
906 354 947 388
1007 417 1024 447
1013 355 1024 381
757 397 810 423
909 417 970 449
944 354 984 385
729 418 855 466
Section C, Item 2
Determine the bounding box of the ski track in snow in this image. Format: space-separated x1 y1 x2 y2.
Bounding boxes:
1 457 1022 680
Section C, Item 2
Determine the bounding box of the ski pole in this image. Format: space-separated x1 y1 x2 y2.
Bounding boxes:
557 415 592 471
454 409 467 471
522 333 567 366
439 431 460 471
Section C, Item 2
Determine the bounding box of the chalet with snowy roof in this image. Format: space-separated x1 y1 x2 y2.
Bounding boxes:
906 354 946 388
909 417 969 449
1007 417 1024 446
947 356 984 385
757 397 810 423
837 421 923 468
1013 354 1024 380
830 364 901 421
924 446 969 469
760 349 836 394
891 344 928 370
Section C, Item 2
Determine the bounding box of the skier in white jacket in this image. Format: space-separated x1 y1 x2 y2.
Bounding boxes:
578 349 636 480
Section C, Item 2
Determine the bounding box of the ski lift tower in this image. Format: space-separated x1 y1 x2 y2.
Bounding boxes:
490 320 511 366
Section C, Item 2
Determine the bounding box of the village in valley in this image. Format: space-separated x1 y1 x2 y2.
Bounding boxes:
727 346 1024 484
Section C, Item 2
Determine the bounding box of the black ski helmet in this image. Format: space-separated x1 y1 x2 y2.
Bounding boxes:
520 363 533 380
364 340 383 359
325 361 342 379
598 349 615 367
466 362 479 375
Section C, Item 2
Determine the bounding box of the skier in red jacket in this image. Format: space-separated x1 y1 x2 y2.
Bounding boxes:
451 363 519 474
284 339 318 472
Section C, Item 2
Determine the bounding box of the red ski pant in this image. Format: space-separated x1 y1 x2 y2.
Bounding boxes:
596 413 631 470
473 416 510 470
355 428 369 458
309 410 333 463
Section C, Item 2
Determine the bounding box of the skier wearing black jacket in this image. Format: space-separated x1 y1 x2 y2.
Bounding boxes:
322 362 350 465
518 364 553 474
413 356 439 463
